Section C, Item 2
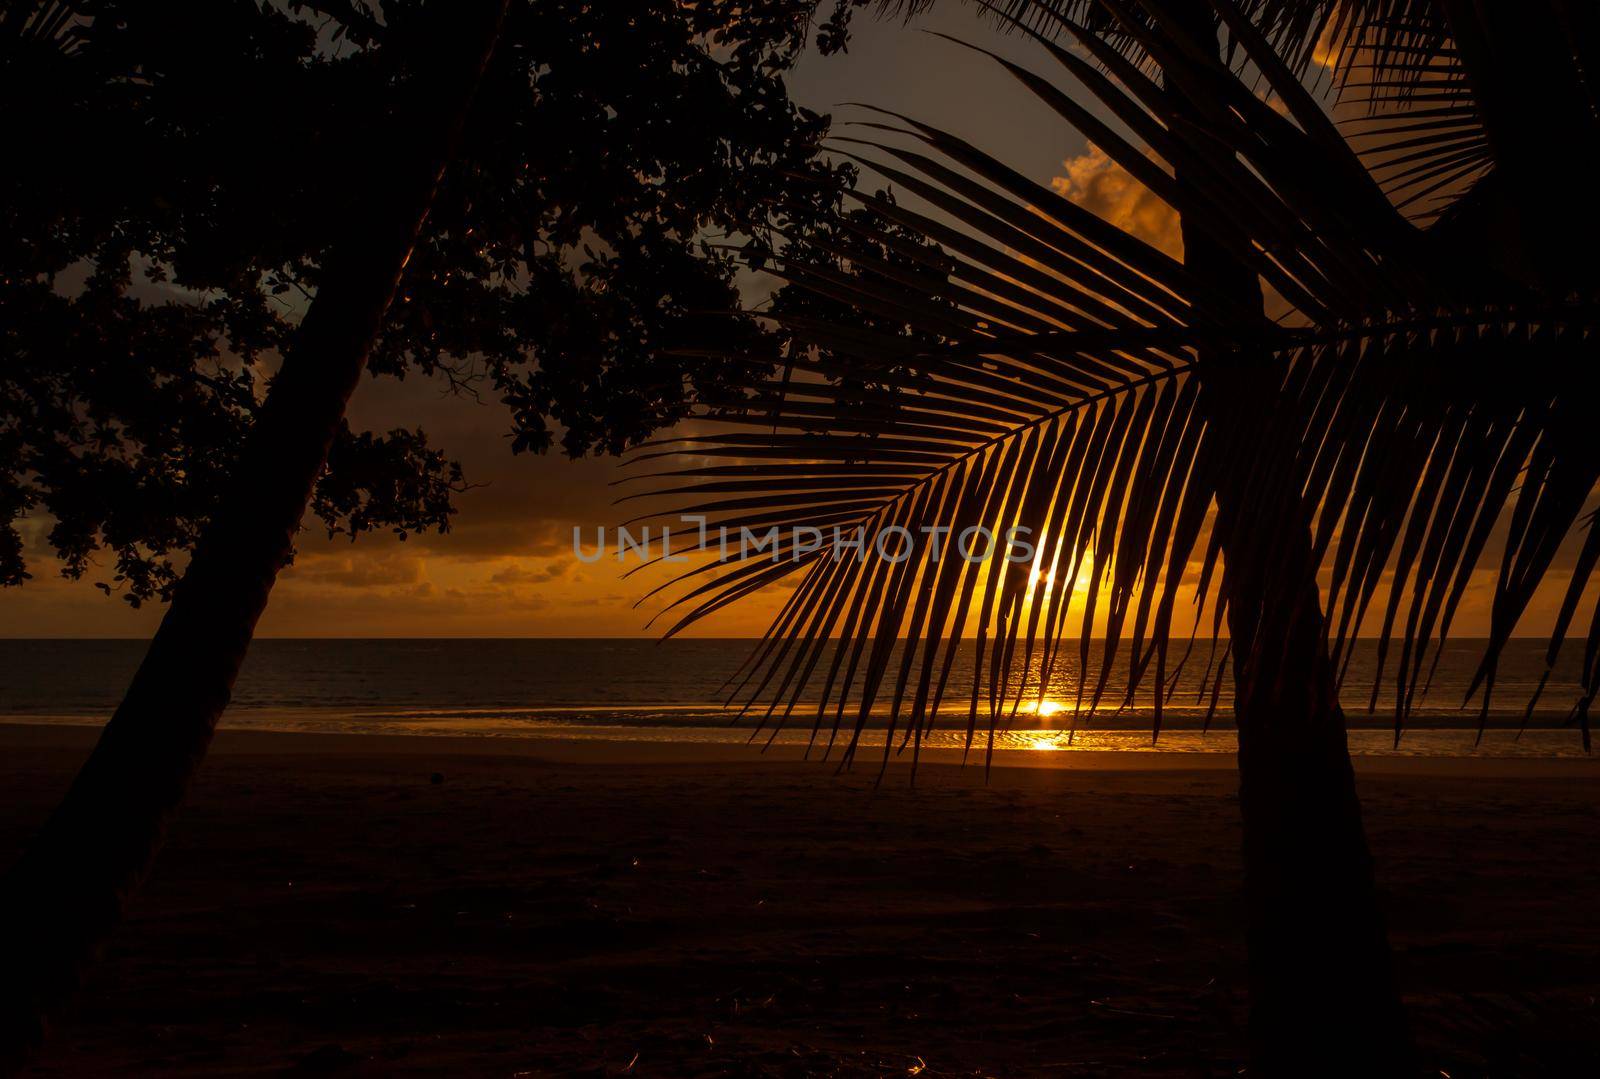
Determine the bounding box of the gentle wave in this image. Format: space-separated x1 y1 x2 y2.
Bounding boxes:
11 711 1592 758
3 638 1595 757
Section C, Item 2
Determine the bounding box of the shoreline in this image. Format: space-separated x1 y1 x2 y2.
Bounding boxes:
4 720 1595 778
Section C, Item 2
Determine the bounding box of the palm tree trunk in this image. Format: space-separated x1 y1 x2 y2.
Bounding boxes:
0 3 506 1066
1165 4 1414 1074
1198 356 1415 1077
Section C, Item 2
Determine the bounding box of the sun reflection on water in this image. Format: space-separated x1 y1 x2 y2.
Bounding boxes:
1013 730 1071 751
1009 699 1073 750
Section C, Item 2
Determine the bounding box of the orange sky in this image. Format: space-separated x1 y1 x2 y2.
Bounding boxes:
2 9 1593 640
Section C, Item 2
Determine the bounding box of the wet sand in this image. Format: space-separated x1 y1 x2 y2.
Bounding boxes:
4 724 1599 1076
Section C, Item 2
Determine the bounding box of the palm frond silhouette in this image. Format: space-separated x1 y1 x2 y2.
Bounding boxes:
628 0 1600 1070
633 0 1598 755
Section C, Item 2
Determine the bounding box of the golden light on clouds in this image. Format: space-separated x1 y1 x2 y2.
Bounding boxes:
1050 142 1183 259
1310 17 1345 73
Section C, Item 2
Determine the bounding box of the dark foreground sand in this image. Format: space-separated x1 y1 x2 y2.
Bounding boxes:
3 725 1599 1077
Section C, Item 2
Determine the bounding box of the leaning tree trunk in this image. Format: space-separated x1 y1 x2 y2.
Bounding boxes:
1166 5 1415 1075
0 2 507 1067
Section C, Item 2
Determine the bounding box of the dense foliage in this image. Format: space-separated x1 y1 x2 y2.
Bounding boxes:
0 0 850 602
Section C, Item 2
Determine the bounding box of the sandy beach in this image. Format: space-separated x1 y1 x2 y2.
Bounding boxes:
4 723 1598 1076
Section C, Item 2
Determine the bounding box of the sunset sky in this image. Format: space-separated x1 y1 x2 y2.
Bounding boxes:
1 8 1587 639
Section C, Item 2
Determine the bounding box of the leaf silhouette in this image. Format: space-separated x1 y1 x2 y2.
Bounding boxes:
628 0 1600 766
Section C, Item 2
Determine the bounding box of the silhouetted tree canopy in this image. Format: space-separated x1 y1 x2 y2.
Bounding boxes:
0 0 851 602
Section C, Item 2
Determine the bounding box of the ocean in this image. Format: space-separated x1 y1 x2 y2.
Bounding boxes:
0 638 1592 758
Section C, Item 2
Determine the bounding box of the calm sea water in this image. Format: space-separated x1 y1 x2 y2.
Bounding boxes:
0 638 1593 757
